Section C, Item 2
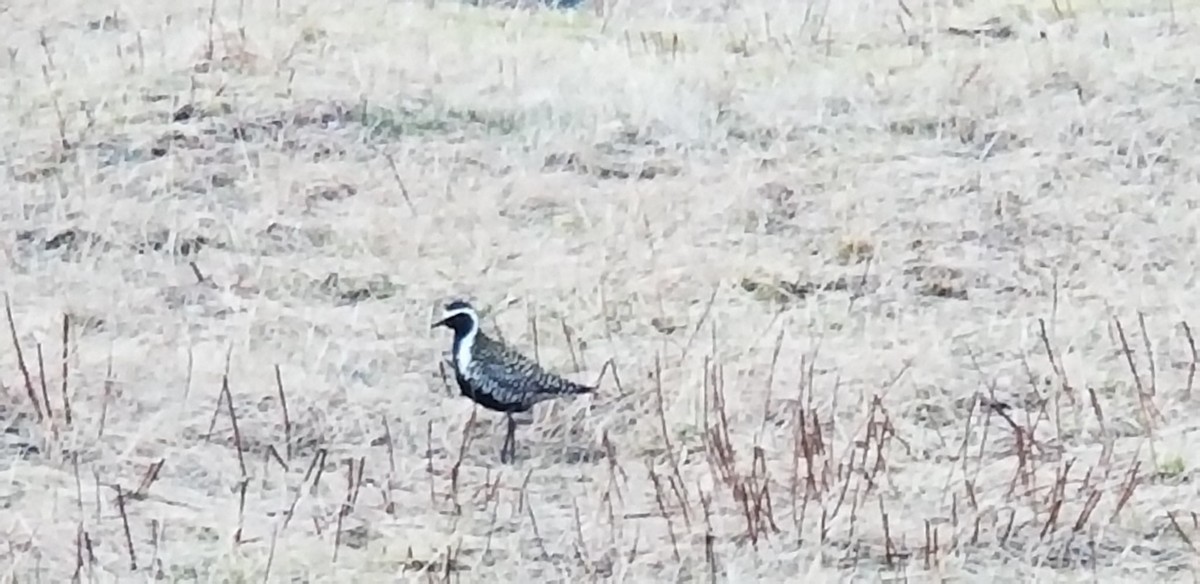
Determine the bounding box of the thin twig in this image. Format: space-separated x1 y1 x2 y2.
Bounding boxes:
1182 321 1197 399
115 485 137 570
653 355 691 525
374 146 416 214
560 316 580 372
223 368 247 477
61 313 72 425
4 293 44 421
647 464 682 562
36 342 53 422
274 364 292 461
1137 312 1156 396
680 284 720 364
263 526 280 584
234 478 248 543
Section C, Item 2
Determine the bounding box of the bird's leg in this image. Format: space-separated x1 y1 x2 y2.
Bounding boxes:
500 414 517 464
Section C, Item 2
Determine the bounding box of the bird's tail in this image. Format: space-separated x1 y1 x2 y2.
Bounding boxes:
543 375 595 396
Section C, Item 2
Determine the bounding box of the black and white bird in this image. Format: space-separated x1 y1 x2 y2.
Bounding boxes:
432 299 594 463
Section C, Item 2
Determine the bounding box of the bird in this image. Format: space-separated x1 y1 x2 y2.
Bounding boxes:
432 299 595 463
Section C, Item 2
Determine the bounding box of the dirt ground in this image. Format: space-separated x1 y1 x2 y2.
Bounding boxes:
2 0 1199 581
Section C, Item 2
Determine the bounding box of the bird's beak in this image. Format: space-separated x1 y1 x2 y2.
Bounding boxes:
431 317 448 330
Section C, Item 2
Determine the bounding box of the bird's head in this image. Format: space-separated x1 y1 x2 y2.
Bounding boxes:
432 299 479 336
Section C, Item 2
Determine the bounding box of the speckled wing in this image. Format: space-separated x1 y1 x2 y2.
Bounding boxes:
472 335 593 407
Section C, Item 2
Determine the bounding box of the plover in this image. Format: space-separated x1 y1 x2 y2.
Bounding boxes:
432 299 594 463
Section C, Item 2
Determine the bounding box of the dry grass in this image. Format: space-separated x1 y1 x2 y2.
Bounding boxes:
2 0 1200 581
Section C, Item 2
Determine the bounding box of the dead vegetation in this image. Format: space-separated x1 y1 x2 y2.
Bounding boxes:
2 0 1200 581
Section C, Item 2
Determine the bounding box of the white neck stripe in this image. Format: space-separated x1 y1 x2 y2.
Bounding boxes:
445 308 478 371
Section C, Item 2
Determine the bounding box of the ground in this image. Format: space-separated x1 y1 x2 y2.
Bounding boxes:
2 0 1199 581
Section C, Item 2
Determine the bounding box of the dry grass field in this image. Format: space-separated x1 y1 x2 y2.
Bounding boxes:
3 0 1200 581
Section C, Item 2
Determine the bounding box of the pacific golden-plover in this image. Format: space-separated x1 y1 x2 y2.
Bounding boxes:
432 299 594 463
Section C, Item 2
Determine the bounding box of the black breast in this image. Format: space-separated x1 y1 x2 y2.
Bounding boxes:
453 371 529 413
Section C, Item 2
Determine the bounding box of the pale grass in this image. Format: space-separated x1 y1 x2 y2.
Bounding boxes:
2 0 1200 581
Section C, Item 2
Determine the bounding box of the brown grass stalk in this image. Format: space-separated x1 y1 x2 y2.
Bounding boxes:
5 293 44 421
